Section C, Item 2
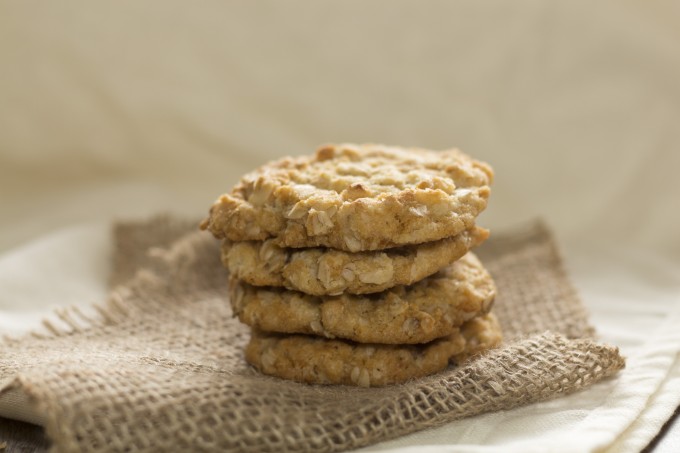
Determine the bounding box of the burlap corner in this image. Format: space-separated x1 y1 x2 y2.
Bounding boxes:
109 214 200 288
0 215 625 453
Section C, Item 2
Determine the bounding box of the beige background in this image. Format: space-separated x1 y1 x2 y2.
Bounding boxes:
1 0 679 259
1 1 680 452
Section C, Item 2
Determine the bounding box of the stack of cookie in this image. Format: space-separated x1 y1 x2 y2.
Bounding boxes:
202 144 502 387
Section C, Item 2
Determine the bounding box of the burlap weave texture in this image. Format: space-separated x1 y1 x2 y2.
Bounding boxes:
0 216 624 452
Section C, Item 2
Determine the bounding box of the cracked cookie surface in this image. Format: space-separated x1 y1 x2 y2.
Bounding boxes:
223 226 488 295
202 143 493 251
245 313 502 387
230 252 496 344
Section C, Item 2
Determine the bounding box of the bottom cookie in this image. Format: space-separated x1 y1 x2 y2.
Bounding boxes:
245 313 502 387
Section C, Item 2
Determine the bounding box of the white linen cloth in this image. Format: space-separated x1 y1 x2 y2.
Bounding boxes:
1 1 679 451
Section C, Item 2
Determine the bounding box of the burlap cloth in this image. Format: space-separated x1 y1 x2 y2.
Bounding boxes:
0 216 625 452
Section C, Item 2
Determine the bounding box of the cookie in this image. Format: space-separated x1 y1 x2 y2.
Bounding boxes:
202 144 493 252
245 313 502 387
230 253 496 344
223 226 489 295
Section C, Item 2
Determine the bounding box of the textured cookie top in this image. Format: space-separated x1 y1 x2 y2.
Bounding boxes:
202 144 493 251
245 313 502 387
230 252 496 344
222 226 488 295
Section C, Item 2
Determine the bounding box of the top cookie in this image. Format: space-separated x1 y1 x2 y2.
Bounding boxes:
201 144 493 252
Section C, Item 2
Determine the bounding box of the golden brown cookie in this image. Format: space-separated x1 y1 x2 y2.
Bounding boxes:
245 313 502 387
202 144 493 252
230 253 496 344
222 226 488 295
